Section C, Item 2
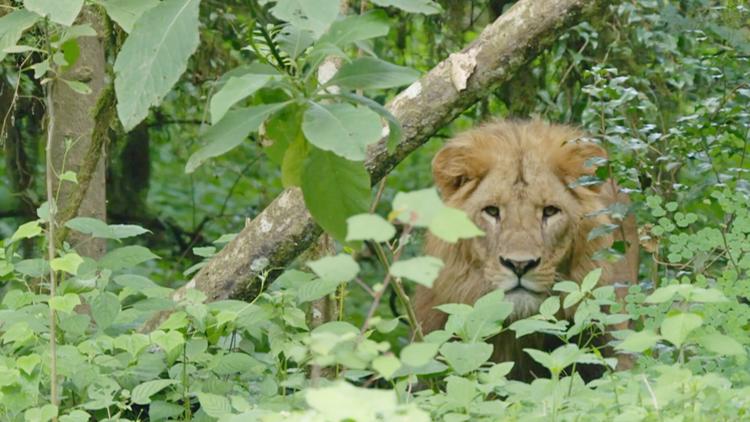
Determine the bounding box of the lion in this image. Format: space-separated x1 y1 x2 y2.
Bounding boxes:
414 119 639 381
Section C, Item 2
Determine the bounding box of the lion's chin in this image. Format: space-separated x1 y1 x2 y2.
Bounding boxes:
504 289 545 321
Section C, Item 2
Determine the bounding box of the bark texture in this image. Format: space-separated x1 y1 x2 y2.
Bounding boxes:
145 0 607 329
49 7 110 258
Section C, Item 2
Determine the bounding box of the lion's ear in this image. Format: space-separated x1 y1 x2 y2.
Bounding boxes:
553 140 608 192
432 139 493 198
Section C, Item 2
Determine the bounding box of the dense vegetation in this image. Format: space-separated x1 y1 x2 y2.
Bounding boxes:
0 0 749 420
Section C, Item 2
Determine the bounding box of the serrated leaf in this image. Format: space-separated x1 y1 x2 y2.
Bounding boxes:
131 379 177 405
301 147 370 243
428 206 484 243
440 342 493 375
370 0 442 14
97 0 159 33
0 10 40 62
197 392 232 418
616 330 661 353
346 214 396 242
210 74 274 125
114 0 200 130
24 0 83 26
327 57 419 90
372 355 401 379
389 256 443 288
307 254 359 281
302 102 382 161
51 252 83 275
99 245 159 271
660 313 702 348
186 103 286 173
400 342 439 367
49 293 81 314
91 292 120 329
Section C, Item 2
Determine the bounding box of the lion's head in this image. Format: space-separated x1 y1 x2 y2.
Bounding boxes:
417 119 619 327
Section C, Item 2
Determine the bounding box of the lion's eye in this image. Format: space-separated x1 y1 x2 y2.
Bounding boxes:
543 206 561 218
482 206 500 219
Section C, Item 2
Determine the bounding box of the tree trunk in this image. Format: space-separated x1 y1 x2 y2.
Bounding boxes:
143 0 609 330
49 7 110 258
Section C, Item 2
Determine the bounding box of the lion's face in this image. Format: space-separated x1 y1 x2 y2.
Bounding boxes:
424 120 611 320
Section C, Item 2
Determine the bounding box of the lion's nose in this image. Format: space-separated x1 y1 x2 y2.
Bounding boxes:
499 257 541 278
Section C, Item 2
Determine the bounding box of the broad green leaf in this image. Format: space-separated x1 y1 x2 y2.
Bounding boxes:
302 102 382 161
306 382 399 422
59 171 78 184
660 313 703 347
307 254 359 281
337 92 402 152
688 287 728 303
400 342 439 367
186 103 285 173
428 206 484 243
23 405 58 422
16 353 41 375
51 252 83 275
265 103 304 166
277 24 314 59
281 135 307 187
539 296 561 318
197 392 232 418
10 220 42 243
509 318 567 338
389 256 443 287
392 188 442 226
212 353 261 375
24 0 82 26
553 280 580 293
60 411 90 422
301 147 370 243
99 245 159 271
616 330 661 353
563 291 585 309
97 0 159 33
644 285 681 303
580 268 602 292
372 355 401 379
440 342 493 375
61 79 91 95
270 0 340 38
151 330 184 353
370 0 442 14
49 293 81 314
375 318 400 334
328 57 419 90
698 333 746 356
114 0 200 130
131 379 177 405
113 333 150 357
346 214 396 242
317 11 390 47
210 74 274 125
0 10 40 62
296 278 344 303
66 217 150 239
463 291 513 340
91 292 120 329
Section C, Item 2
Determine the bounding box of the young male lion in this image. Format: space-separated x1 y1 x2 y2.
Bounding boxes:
414 119 638 381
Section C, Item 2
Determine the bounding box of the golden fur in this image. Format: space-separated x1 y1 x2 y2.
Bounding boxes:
415 119 638 380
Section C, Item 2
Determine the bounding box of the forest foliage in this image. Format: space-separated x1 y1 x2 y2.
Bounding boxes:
0 0 749 421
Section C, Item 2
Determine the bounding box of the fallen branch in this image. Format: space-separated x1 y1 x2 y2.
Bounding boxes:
142 0 607 331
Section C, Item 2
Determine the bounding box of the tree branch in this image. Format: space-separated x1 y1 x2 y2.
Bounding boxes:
142 0 607 331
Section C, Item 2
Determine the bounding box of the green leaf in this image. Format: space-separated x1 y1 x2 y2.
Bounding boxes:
317 11 389 47
10 220 42 243
389 256 443 287
296 278 343 303
16 353 41 375
99 245 159 271
131 379 177 405
24 0 82 26
97 0 159 33
563 291 585 309
23 404 58 422
440 342 493 375
302 102 382 161
644 285 682 303
281 135 308 187
197 392 232 418
346 214 396 242
59 170 78 184
392 188 443 226
0 10 40 62
114 0 200 130
539 296 561 318
428 207 484 243
212 353 261 375
337 92 402 152
49 293 81 314
307 253 359 281
553 280 580 293
264 103 304 166
370 0 442 14
210 74 274 125
60 410 90 422
66 217 150 239
688 287 728 303
91 292 120 329
616 330 661 353
186 103 285 173
151 330 184 353
301 147 370 243
509 318 567 338
327 57 419 90
581 268 602 292
277 24 314 59
660 312 703 348
50 252 83 275
400 342 439 367
270 0 340 38
372 355 401 380
698 333 746 356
